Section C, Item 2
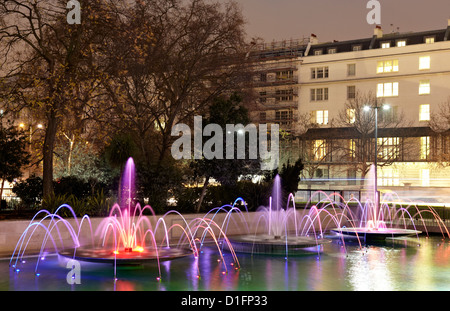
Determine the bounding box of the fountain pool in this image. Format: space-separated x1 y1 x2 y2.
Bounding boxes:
2 235 450 291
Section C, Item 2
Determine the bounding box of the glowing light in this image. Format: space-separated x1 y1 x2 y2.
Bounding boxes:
133 246 144 253
113 250 120 255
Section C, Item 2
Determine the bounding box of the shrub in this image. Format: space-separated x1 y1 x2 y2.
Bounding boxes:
12 175 43 209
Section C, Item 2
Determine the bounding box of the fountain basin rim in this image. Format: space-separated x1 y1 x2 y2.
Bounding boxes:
330 227 422 240
58 246 194 265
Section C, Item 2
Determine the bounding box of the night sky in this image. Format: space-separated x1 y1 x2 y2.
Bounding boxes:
236 0 450 43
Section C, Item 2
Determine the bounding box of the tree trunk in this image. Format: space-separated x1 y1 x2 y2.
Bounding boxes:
196 176 210 214
42 112 58 198
0 179 5 204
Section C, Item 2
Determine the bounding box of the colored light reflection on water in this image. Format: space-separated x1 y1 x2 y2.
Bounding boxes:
2 236 450 291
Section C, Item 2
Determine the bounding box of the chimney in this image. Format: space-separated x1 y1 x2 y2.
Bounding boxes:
445 19 450 41
310 34 319 45
374 25 383 38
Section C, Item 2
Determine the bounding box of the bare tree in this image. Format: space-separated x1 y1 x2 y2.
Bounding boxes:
336 91 412 179
0 0 121 197
430 97 450 133
429 97 450 166
99 0 252 167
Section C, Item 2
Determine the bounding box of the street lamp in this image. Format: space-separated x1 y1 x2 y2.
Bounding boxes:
363 102 390 212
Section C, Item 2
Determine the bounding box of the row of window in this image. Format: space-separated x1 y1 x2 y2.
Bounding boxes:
311 136 431 162
311 56 431 80
310 103 430 126
311 35 436 56
310 79 431 103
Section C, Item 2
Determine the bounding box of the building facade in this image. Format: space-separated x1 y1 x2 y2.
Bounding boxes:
249 21 450 193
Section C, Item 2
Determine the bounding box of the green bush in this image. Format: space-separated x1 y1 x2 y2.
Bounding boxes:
42 190 113 218
174 180 272 213
12 175 43 209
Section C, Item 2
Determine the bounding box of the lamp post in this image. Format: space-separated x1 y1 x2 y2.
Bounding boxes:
19 122 43 177
364 101 389 219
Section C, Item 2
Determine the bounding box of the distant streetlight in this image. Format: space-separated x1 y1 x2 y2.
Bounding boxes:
17 122 44 177
363 102 390 212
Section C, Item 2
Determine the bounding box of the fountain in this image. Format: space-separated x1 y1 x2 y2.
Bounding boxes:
10 157 240 280
224 175 333 256
330 165 424 241
57 158 194 267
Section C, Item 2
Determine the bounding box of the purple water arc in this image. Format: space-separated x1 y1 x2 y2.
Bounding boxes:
120 157 136 213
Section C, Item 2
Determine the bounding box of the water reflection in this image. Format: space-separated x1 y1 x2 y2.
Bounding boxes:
2 236 450 291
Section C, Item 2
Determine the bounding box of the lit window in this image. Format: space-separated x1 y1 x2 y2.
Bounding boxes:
419 104 430 121
380 168 400 186
377 60 399 73
346 109 356 124
420 136 430 160
314 50 323 55
377 137 400 160
381 42 390 49
419 56 430 70
352 45 362 51
315 110 329 125
349 139 356 159
328 48 337 54
421 169 430 187
419 80 430 95
397 40 406 47
377 82 399 97
313 140 327 161
425 37 435 44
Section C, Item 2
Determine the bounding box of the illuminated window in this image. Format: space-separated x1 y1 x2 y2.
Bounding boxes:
377 82 399 97
419 104 430 121
346 109 356 124
397 40 406 47
377 60 399 73
380 168 400 186
349 139 356 159
381 42 390 49
425 37 435 44
313 140 327 161
419 56 430 70
421 169 430 187
312 110 329 125
420 136 430 160
377 137 400 160
419 80 430 95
